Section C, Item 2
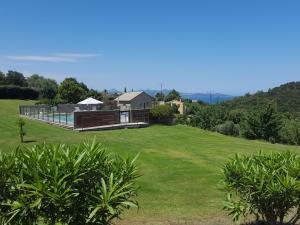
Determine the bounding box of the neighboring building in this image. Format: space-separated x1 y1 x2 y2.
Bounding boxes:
115 91 154 110
167 99 185 115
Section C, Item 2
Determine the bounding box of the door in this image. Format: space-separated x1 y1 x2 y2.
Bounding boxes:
120 111 129 123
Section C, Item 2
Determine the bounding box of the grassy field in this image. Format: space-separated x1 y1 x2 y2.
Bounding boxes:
0 99 299 225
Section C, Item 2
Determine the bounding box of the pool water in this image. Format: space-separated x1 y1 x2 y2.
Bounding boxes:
36 113 74 125
53 114 74 125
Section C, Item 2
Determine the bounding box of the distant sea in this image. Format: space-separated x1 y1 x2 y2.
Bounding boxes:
143 89 235 104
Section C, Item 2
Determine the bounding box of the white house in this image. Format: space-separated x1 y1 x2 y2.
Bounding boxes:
115 91 154 110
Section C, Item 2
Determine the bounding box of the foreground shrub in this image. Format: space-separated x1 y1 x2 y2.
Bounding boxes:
222 151 300 225
215 121 239 136
0 140 139 225
150 104 174 124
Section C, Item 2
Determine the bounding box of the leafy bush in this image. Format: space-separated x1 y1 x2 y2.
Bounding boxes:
174 114 188 125
228 109 245 124
222 151 300 225
215 121 239 136
150 105 174 124
279 119 300 145
171 104 179 114
0 140 139 225
189 106 227 130
0 85 39 99
241 103 282 142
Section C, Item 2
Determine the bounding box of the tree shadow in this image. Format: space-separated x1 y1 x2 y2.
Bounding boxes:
22 140 36 143
241 221 293 225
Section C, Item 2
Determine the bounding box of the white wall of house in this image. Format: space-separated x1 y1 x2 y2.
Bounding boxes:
118 92 153 110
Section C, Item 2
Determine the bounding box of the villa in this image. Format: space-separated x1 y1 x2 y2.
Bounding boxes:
115 91 154 110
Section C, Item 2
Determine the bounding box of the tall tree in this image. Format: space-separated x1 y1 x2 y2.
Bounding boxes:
0 71 5 85
165 89 180 102
88 89 103 100
155 92 165 101
27 74 58 99
241 102 282 142
5 71 27 87
57 78 88 103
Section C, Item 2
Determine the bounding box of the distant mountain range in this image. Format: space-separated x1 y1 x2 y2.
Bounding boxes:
142 89 235 104
108 88 235 104
180 93 235 104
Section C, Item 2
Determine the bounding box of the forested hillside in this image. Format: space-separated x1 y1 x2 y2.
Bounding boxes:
221 82 300 116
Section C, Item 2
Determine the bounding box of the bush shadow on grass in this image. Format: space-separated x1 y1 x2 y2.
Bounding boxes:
241 221 294 225
22 140 36 143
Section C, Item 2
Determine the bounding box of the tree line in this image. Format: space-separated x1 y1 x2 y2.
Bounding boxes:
151 82 300 146
0 70 118 103
176 100 300 146
220 81 300 117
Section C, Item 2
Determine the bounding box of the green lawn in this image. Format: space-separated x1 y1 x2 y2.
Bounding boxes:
0 99 299 225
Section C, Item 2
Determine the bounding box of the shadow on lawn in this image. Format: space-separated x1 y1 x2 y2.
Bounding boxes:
22 140 36 143
242 221 293 225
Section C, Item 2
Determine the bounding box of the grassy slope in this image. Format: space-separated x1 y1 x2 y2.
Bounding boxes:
0 100 299 224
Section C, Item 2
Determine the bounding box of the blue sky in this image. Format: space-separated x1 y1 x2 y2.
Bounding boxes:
0 0 299 95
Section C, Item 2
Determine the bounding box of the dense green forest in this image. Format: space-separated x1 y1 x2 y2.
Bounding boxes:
172 82 300 146
221 82 300 116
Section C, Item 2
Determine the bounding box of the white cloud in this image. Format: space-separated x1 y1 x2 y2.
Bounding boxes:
56 53 100 58
6 53 100 62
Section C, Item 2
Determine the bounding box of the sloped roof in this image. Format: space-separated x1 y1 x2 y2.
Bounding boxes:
77 97 103 104
115 91 144 101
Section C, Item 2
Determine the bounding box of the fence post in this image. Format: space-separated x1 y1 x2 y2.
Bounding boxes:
66 112 68 125
52 108 54 122
59 111 61 124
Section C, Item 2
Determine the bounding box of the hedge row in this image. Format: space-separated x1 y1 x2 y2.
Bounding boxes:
0 85 39 99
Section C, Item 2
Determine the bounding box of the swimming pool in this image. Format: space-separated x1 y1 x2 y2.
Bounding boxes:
31 113 74 125
53 113 74 125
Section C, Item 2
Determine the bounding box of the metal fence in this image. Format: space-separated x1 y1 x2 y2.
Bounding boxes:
19 105 150 130
19 105 74 127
